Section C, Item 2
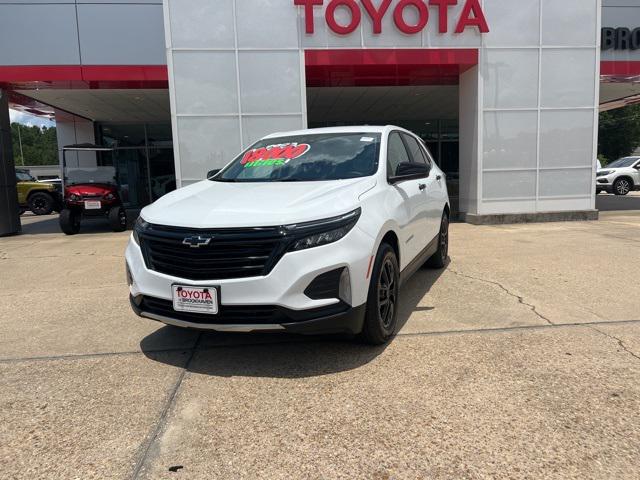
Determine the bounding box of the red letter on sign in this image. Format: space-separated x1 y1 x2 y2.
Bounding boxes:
429 0 457 34
455 0 489 33
394 0 429 35
295 0 324 34
326 0 361 35
361 0 392 35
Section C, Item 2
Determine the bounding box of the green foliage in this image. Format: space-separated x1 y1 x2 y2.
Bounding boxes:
11 123 58 166
598 104 640 164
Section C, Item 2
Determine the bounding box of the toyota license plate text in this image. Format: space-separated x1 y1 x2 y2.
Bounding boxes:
172 285 218 315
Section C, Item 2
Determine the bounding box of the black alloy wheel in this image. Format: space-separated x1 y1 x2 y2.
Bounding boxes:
426 211 449 269
378 256 397 330
28 192 54 215
360 243 399 345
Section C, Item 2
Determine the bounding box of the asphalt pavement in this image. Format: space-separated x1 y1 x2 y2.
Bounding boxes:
1 210 639 479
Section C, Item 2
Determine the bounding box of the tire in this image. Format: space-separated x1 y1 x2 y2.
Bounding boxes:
108 206 127 232
613 178 632 196
359 243 400 345
59 209 81 235
425 211 449 269
28 192 54 215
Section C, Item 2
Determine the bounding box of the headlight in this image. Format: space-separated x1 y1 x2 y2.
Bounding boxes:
597 170 613 177
286 208 361 252
132 217 149 245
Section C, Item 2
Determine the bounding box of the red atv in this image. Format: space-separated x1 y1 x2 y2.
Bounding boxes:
59 144 127 235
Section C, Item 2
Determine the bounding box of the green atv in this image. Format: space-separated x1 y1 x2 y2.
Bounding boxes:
16 170 62 216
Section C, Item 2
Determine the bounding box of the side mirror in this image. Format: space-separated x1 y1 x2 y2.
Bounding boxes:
389 162 430 184
207 169 221 178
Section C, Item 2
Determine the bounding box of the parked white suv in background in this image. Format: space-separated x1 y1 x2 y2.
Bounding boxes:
126 126 449 344
596 156 640 195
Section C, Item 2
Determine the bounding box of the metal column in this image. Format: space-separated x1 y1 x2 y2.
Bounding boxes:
0 89 21 236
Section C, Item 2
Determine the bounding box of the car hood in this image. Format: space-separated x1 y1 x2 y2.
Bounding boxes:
141 177 376 228
19 181 54 189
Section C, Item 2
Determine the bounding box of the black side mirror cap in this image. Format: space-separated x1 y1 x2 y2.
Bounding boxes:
207 169 221 178
389 162 430 184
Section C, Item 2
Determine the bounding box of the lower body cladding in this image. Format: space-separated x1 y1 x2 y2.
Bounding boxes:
125 225 374 335
129 294 366 335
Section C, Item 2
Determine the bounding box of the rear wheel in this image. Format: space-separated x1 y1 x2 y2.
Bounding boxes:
614 178 631 196
108 206 127 232
59 209 81 235
360 243 399 345
28 192 54 215
425 211 449 269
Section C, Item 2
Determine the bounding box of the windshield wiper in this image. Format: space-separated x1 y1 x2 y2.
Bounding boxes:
278 177 308 182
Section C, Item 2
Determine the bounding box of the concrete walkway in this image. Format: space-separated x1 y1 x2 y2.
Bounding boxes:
1 212 639 479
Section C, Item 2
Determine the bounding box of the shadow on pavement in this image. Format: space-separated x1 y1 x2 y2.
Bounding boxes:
596 193 640 212
139 262 447 378
19 209 140 235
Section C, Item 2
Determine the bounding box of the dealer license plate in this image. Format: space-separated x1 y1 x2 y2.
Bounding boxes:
172 285 218 315
84 200 102 210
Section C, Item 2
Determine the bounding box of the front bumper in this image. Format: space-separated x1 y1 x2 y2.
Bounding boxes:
130 294 366 335
125 224 375 334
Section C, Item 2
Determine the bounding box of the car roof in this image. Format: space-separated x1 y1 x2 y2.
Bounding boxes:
262 125 397 139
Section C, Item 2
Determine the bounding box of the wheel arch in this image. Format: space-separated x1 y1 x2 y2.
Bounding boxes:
615 175 634 186
26 189 53 200
379 230 400 268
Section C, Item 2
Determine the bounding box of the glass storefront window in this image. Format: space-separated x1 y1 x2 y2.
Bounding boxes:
96 123 176 208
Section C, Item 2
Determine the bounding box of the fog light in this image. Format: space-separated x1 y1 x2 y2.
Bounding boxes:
338 267 351 305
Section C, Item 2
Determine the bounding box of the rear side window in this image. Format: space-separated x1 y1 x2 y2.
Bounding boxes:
401 133 429 165
387 132 410 177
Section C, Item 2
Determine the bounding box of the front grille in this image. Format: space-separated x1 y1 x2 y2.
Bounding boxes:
137 295 348 325
138 223 288 280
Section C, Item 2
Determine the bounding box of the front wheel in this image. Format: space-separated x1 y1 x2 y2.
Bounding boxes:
613 178 631 196
108 206 127 232
28 192 54 215
360 243 400 345
59 209 81 235
425 211 449 269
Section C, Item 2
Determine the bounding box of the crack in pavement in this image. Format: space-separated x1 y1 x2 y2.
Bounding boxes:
130 333 202 480
449 269 554 326
587 325 640 362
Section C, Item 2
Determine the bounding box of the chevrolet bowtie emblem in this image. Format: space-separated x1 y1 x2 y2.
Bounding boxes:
182 235 212 248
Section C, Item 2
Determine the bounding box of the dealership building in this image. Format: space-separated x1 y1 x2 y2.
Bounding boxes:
1 0 640 233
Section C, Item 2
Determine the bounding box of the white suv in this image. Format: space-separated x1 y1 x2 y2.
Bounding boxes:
596 156 640 195
126 126 450 344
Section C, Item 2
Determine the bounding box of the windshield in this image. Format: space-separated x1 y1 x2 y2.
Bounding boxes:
607 157 639 168
64 166 117 186
213 133 381 182
16 171 36 182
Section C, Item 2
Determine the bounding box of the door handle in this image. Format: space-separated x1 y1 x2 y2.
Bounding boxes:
419 183 426 191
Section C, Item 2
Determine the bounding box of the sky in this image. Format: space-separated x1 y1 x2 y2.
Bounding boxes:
9 108 56 128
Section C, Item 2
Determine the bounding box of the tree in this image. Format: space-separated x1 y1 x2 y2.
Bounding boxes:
598 104 640 165
11 123 58 166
